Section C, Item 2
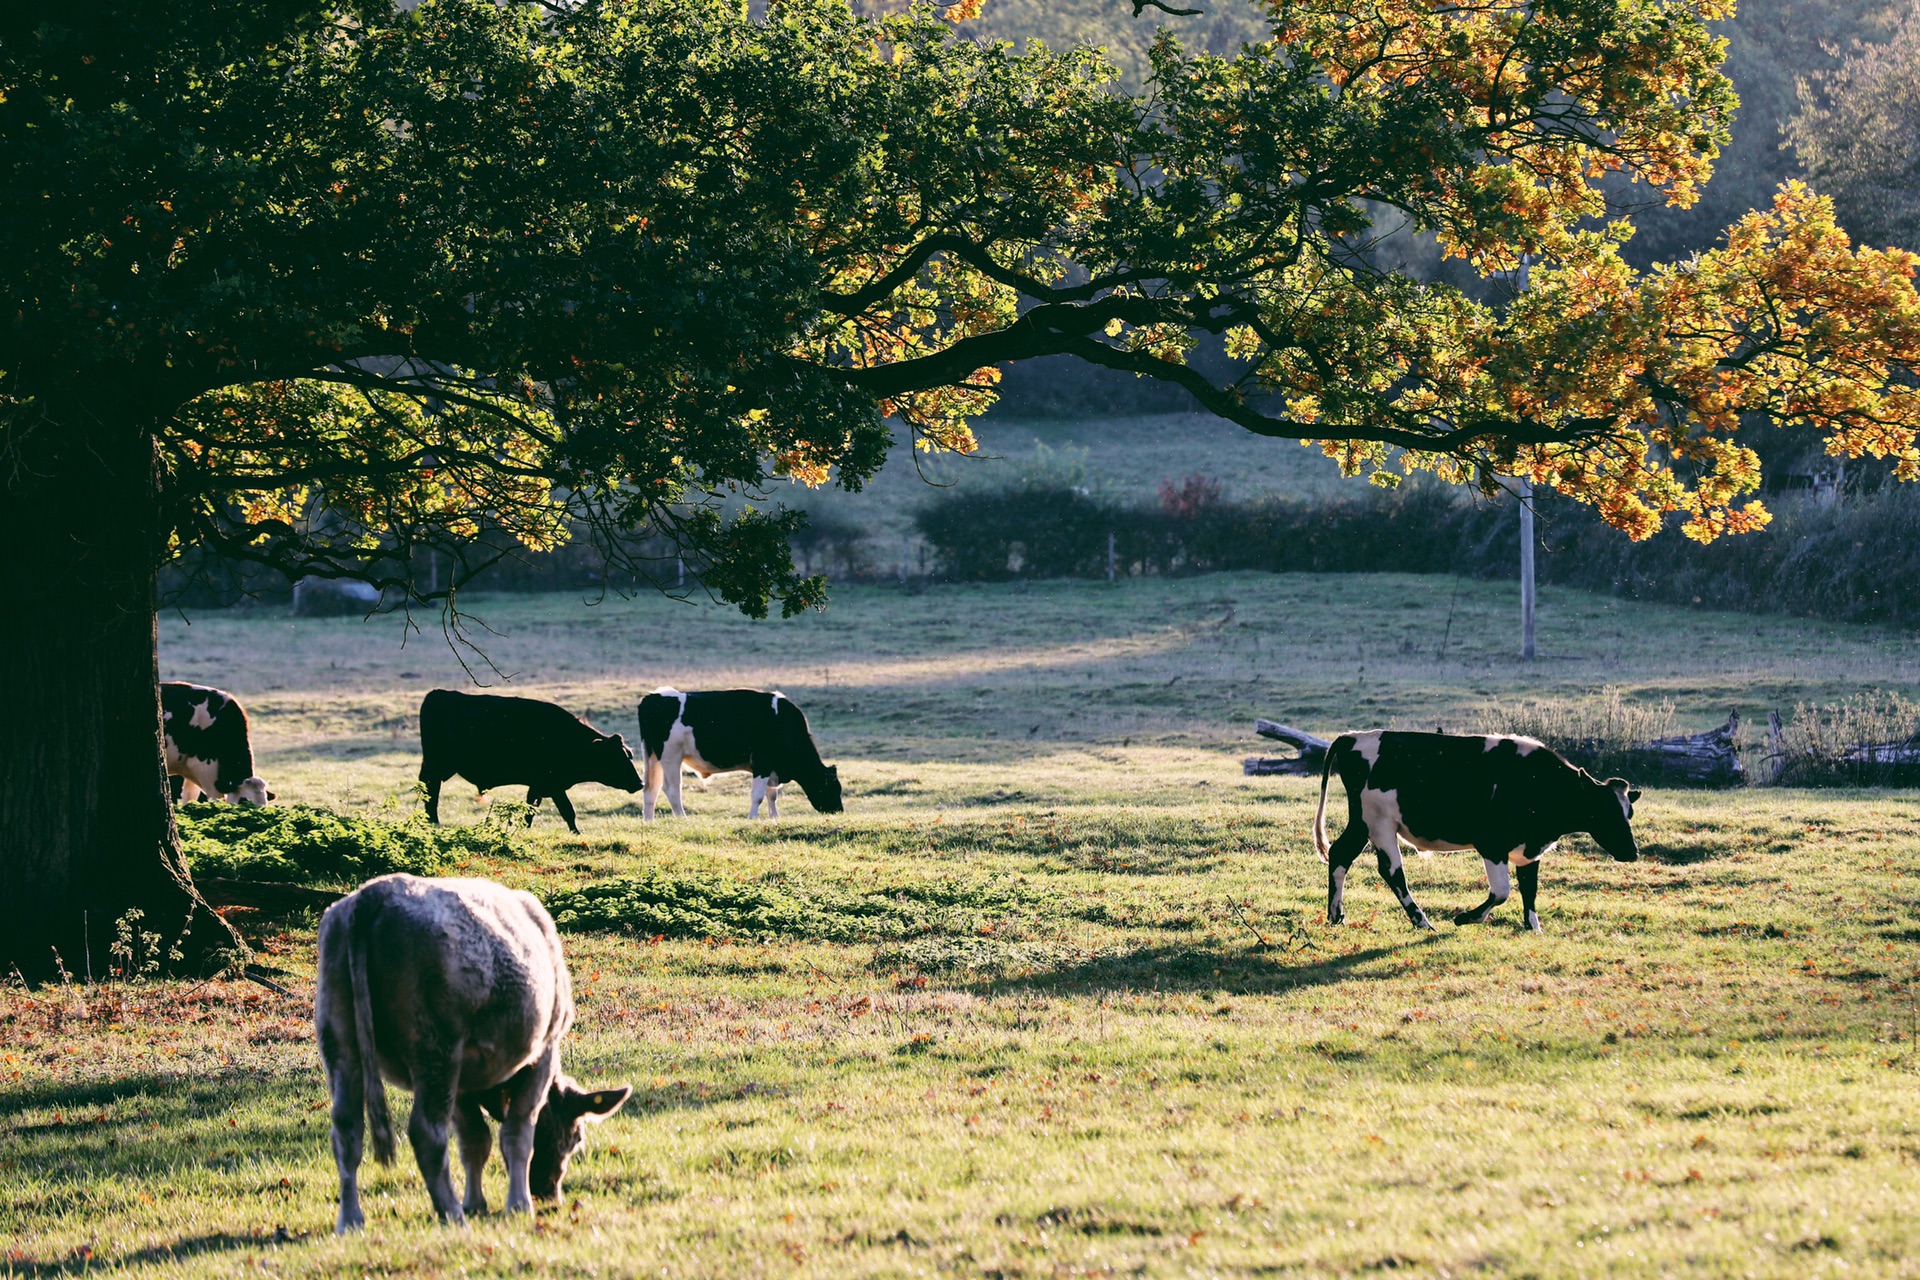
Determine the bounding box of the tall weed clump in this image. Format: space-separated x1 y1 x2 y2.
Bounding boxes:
1773 693 1920 787
1480 689 1684 781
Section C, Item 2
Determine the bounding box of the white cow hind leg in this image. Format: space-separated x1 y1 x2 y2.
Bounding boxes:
748 776 768 819
1452 858 1512 926
1366 818 1434 931
765 777 780 819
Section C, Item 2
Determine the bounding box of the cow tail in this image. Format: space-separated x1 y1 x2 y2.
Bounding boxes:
348 911 396 1165
1312 741 1338 865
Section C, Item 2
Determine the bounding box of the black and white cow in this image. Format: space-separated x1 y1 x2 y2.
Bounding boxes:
316 873 631 1232
417 689 643 834
1312 730 1642 932
161 681 274 806
636 688 843 820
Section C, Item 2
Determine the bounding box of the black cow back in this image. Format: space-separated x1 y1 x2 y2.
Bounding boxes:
419 689 629 793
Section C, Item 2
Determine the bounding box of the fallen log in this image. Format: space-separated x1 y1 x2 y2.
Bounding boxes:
1552 711 1744 788
1243 721 1331 776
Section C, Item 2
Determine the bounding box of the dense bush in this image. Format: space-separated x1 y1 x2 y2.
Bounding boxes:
178 804 519 886
544 870 1028 943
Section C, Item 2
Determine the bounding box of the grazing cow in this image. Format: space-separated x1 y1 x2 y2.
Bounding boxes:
636 688 843 820
161 681 274 806
1312 731 1642 932
418 689 643 834
315 873 631 1233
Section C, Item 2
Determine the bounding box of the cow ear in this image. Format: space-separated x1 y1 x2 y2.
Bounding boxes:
1628 788 1643 803
579 1086 631 1121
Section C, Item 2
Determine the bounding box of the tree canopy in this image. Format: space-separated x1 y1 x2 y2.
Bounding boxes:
1787 1 1920 256
6 0 1919 628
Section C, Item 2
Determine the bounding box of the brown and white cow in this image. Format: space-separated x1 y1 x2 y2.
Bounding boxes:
1312 730 1642 932
315 874 630 1233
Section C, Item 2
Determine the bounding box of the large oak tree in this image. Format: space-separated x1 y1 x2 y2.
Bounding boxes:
4 0 1917 976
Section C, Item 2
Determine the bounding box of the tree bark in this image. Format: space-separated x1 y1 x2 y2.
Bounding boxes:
0 388 236 979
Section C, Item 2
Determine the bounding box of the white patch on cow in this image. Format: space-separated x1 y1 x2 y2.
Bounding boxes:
1482 859 1511 902
1483 735 1500 752
1363 784 1471 854
665 722 737 781
188 699 217 730
770 691 783 714
169 750 221 797
1513 736 1545 756
1524 910 1543 933
1352 731 1383 766
1615 788 1632 821
234 777 272 806
1485 734 1545 755
1510 842 1555 867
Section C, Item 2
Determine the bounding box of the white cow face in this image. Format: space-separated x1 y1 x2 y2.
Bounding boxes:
233 777 275 806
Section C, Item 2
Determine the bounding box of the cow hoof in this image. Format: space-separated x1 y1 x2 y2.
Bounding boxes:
335 1213 365 1236
1413 917 1436 932
1525 914 1544 934
1452 910 1488 927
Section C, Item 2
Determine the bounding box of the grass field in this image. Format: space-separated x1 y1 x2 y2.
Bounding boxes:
7 573 1920 1278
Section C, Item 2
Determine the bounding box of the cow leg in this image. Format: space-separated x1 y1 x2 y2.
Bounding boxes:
455 1097 492 1217
1516 859 1544 932
179 779 203 803
1454 858 1512 926
421 773 445 825
1371 840 1435 931
523 789 544 826
663 758 687 818
407 1059 467 1225
323 1033 367 1234
641 754 662 821
498 1057 558 1215
1325 823 1369 925
748 775 767 819
550 789 579 834
766 776 780 820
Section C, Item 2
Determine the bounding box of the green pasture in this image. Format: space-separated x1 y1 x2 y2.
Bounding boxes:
7 573 1920 1277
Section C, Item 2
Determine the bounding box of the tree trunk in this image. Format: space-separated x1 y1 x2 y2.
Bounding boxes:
0 389 236 979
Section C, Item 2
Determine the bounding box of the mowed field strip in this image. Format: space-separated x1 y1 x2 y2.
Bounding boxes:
6 572 1920 1277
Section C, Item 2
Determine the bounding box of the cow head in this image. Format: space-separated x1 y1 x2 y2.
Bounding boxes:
595 734 645 793
803 764 844 814
1587 775 1642 861
233 777 275 806
528 1074 632 1201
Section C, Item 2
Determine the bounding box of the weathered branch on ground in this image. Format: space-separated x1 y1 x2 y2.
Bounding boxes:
1243 721 1332 776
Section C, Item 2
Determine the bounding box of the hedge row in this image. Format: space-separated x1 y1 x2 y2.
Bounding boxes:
911 481 1920 628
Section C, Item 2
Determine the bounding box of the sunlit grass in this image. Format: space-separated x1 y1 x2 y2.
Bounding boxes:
5 577 1920 1276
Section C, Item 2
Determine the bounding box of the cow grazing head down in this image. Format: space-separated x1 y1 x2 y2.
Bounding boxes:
527 1076 633 1199
1586 774 1643 861
593 734 645 793
233 777 276 806
801 763 844 815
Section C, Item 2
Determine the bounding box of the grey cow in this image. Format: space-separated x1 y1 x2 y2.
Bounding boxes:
315 874 630 1233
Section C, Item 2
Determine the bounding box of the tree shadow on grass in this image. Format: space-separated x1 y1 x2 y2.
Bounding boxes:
960 938 1410 997
4 1227 319 1276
